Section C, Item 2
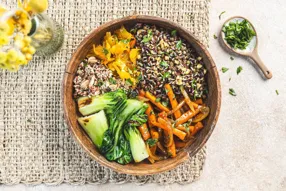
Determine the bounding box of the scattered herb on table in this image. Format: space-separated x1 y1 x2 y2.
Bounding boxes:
213 34 218 39
229 88 237 96
219 11 226 20
222 67 229 73
230 56 234 60
276 90 279 95
229 77 231 81
223 19 256 50
237 66 243 75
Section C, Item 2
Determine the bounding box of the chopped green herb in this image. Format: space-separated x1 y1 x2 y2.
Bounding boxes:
176 40 182 49
160 61 169 67
121 39 131 43
103 48 109 55
276 90 279 95
155 98 161 102
229 88 237 96
213 34 218 39
162 101 168 107
146 138 158 147
150 111 155 115
237 66 243 75
163 72 171 79
137 73 143 81
230 56 234 60
142 30 153 43
222 67 229 73
109 78 117 84
125 79 133 86
165 88 170 93
97 80 104 87
171 30 177 36
223 19 256 50
219 11 226 20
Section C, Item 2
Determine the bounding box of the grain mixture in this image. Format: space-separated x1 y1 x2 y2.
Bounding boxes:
131 24 208 103
73 56 128 98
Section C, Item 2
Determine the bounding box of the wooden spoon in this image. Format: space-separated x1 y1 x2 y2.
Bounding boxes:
220 16 272 79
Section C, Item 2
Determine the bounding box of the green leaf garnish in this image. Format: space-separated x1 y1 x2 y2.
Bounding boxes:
223 19 256 50
171 30 177 36
219 11 226 20
222 67 229 73
97 80 104 87
121 39 131 44
141 30 153 43
103 48 109 55
229 88 237 96
176 40 182 49
155 98 161 102
162 101 168 106
213 34 218 39
125 79 133 86
237 66 243 75
163 72 171 79
146 138 158 147
160 61 169 67
109 78 117 84
276 90 279 95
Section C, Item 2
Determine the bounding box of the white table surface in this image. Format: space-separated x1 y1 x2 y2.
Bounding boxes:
2 0 286 190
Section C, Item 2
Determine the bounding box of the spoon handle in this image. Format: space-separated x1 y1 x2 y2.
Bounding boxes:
250 51 272 79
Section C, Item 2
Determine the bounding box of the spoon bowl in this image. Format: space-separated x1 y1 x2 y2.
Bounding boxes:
220 16 272 79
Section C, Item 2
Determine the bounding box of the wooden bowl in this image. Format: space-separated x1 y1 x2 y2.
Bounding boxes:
62 15 221 175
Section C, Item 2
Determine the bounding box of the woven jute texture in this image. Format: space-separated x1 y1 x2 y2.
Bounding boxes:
0 0 209 185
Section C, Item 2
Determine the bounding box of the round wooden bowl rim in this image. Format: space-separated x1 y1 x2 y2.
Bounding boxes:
62 15 221 175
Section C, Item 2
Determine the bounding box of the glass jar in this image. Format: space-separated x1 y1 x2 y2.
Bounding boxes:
28 13 64 56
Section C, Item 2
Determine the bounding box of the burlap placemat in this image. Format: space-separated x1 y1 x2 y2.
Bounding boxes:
0 0 209 185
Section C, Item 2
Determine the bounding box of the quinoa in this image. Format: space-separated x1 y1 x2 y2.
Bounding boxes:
73 56 129 98
131 24 208 103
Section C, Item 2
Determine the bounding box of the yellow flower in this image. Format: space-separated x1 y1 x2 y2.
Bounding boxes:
24 0 49 14
6 49 18 62
17 53 28 65
0 35 9 46
13 9 32 35
0 6 6 16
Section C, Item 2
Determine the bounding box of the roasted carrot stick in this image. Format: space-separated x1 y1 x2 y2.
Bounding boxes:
175 108 200 127
139 89 146 97
176 125 186 132
173 128 187 140
145 103 156 124
165 84 181 119
195 98 203 105
167 100 185 116
157 117 173 147
190 122 204 136
146 144 162 161
150 126 159 139
148 157 155 164
167 142 176 158
175 141 187 148
157 141 167 155
180 86 198 112
145 91 170 112
138 123 151 140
